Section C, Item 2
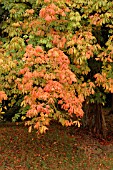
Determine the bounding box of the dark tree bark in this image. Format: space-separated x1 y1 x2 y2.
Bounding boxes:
111 94 113 111
108 93 113 116
108 93 113 115
82 99 107 138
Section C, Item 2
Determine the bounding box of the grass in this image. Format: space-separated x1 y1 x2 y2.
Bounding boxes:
0 121 113 170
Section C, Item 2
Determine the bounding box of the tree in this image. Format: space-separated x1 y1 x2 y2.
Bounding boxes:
0 0 113 136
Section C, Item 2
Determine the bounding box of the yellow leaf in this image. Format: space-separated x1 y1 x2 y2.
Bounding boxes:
0 59 3 64
40 126 48 134
21 116 26 120
73 121 81 127
28 126 32 133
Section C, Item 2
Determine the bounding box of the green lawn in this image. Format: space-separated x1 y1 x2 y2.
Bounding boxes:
0 121 113 170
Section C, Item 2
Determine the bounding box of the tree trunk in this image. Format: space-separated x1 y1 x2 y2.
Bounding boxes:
82 100 107 138
111 93 113 111
108 93 113 115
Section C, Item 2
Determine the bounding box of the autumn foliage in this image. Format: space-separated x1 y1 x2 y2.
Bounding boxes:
0 0 113 134
15 45 84 132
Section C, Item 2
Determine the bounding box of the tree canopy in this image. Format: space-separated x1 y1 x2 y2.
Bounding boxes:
0 0 113 135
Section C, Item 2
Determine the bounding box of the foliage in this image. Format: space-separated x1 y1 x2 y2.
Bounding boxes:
16 45 84 132
0 0 113 133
